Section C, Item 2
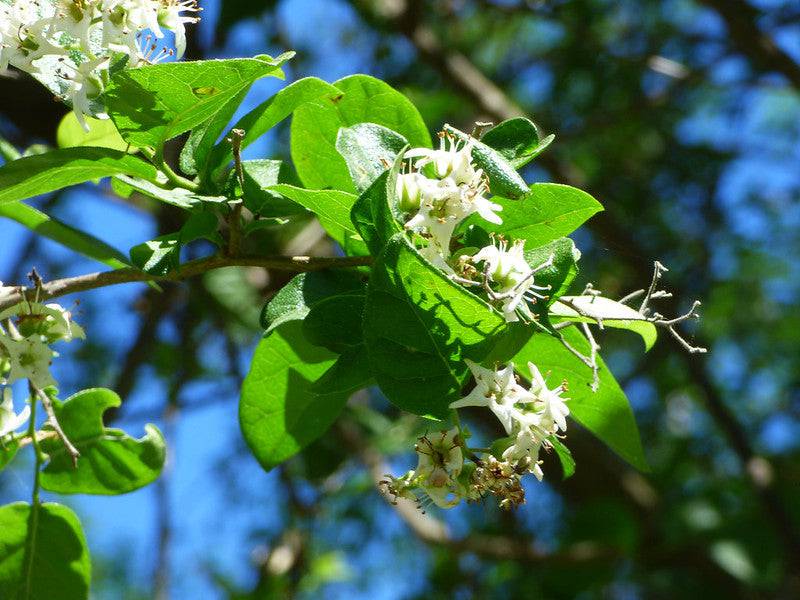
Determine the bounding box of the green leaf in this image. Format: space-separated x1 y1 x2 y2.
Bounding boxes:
130 211 220 275
179 86 250 176
335 123 408 193
57 113 131 152
364 234 508 419
480 117 554 169
0 440 18 471
444 124 529 199
524 237 581 304
241 161 305 217
311 345 373 395
269 184 366 254
290 74 431 193
303 290 366 353
0 148 157 205
472 183 603 249
104 55 290 149
261 270 367 334
240 321 347 471
511 328 648 471
40 388 166 495
206 77 341 180
349 152 405 256
112 175 227 209
549 296 658 351
548 435 576 479
0 502 91 600
129 236 180 275
0 202 129 269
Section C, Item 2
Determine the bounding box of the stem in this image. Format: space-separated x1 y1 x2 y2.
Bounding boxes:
0 254 373 311
27 383 44 504
141 148 200 193
24 382 45 599
34 386 80 468
0 133 22 162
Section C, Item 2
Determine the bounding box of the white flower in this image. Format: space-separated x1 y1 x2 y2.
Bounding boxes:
502 426 546 481
470 239 552 323
415 428 464 508
156 0 201 58
0 302 85 343
401 131 502 271
0 387 30 438
0 0 202 127
449 360 533 434
0 334 56 389
526 362 569 433
406 133 480 185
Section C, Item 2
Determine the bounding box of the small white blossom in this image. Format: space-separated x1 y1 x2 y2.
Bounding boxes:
526 361 569 433
415 428 464 508
449 360 533 434
502 425 546 481
0 334 56 389
401 131 502 271
0 302 85 343
0 387 30 439
470 239 552 323
0 0 201 127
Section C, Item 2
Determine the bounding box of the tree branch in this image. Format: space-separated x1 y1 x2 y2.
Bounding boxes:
698 0 800 90
0 254 372 311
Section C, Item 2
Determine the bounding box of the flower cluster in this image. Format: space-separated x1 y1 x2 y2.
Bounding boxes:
0 0 201 127
467 238 553 322
382 428 465 510
398 131 502 272
0 300 84 389
382 361 569 511
452 360 569 482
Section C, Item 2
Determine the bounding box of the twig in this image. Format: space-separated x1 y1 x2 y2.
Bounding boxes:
0 254 372 311
33 386 80 468
580 322 601 392
226 128 246 257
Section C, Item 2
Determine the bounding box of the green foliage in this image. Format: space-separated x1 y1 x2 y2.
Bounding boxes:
268 185 366 254
104 55 291 149
549 435 576 479
0 148 157 205
470 183 603 249
56 114 131 152
240 161 304 217
260 270 367 335
112 175 228 209
239 321 347 471
129 211 220 275
290 74 431 192
480 117 554 169
336 123 408 193
510 328 648 471
444 124 529 199
0 440 18 471
363 235 507 419
205 77 341 181
349 155 405 255
40 389 166 495
550 296 658 351
524 237 581 306
0 502 91 600
0 48 677 592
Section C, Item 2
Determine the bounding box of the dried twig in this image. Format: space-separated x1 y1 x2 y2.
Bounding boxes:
33 385 80 468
